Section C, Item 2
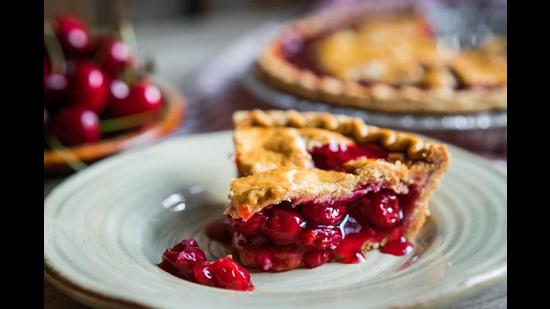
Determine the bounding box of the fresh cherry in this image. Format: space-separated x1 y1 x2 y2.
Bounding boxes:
53 15 93 57
44 72 70 110
96 38 132 77
303 251 331 268
232 212 268 237
300 227 343 250
355 190 402 229
301 202 347 225
50 105 101 146
108 80 163 117
70 62 109 113
108 78 130 104
264 208 304 245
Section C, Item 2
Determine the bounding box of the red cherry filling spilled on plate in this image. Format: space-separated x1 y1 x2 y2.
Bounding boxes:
159 239 254 291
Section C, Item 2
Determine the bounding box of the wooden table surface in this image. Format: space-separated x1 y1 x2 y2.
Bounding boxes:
44 12 507 308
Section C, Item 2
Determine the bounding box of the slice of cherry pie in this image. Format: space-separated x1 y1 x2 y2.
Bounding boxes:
225 110 450 271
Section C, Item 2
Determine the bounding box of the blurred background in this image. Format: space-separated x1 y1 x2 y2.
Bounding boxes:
44 0 506 307
45 0 306 84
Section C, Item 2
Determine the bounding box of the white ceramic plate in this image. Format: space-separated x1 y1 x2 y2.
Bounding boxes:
44 132 507 309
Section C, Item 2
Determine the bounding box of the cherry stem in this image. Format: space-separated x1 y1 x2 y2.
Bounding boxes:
117 20 140 84
117 20 138 58
120 66 136 86
45 135 87 172
100 108 163 133
44 19 66 75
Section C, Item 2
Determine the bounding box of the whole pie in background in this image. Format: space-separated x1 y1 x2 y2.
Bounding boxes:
257 9 507 114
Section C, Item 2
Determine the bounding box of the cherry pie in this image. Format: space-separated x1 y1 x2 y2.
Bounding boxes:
225 110 450 271
257 10 506 113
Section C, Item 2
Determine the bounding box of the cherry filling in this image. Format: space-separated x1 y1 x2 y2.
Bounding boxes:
277 24 497 91
159 239 254 291
309 143 389 171
280 33 324 76
229 187 417 271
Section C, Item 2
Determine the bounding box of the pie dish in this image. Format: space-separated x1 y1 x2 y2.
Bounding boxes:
226 109 450 271
257 9 507 114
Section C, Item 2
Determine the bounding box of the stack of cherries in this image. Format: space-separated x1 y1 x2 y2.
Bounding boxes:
44 14 163 147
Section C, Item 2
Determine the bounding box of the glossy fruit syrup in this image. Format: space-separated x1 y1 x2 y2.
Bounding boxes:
158 239 254 291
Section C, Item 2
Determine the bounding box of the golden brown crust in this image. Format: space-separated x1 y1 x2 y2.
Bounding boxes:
228 159 410 220
228 110 451 242
234 109 443 163
256 9 507 114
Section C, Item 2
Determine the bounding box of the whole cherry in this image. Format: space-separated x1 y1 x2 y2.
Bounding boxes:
53 15 93 57
232 212 268 237
108 80 163 117
71 61 109 113
355 190 403 229
96 38 133 77
50 105 101 146
264 208 304 245
44 72 70 111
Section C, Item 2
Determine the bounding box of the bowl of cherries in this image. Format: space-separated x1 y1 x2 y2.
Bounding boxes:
44 14 186 173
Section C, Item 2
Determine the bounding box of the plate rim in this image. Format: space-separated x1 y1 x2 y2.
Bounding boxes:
44 131 507 308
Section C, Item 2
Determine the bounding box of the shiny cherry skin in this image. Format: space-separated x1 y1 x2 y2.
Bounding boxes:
356 190 403 229
264 208 304 245
50 105 101 146
44 72 70 111
208 256 253 291
71 62 109 113
96 38 132 77
301 202 347 225
108 78 130 104
108 80 163 117
53 15 93 57
232 212 268 237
